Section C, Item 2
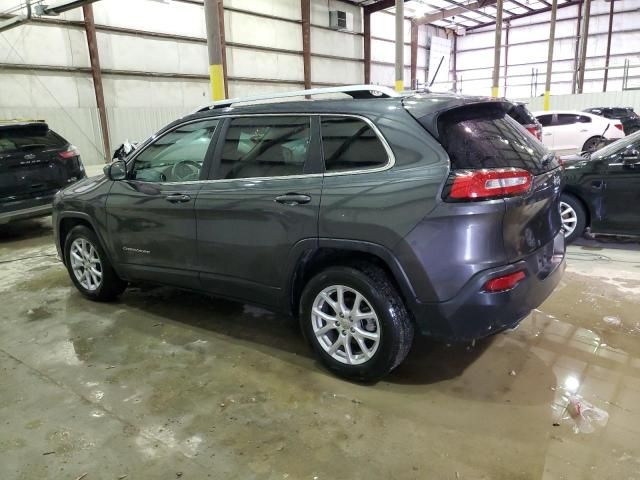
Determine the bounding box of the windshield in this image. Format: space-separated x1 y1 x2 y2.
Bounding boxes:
0 125 66 154
592 130 640 158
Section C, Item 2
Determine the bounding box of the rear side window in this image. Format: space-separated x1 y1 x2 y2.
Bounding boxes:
507 104 536 125
217 116 310 180
555 114 585 126
321 117 388 172
0 125 66 154
437 104 555 175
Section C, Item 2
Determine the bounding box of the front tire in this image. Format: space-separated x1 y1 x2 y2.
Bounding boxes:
560 194 587 243
64 225 127 301
299 264 414 382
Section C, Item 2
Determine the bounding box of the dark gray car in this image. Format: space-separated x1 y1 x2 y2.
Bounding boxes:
53 88 566 381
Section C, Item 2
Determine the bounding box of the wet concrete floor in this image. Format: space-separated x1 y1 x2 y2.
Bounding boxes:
1 218 640 479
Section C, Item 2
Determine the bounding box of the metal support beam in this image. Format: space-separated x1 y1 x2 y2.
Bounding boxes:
503 20 509 97
491 0 503 97
603 0 615 92
217 0 228 98
301 0 311 90
577 0 591 94
571 0 583 93
543 0 558 110
364 10 371 83
82 4 110 163
395 0 404 91
410 21 418 89
37 0 98 15
203 0 225 100
452 33 458 92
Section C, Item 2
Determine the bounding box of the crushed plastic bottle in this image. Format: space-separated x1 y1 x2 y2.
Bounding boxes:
565 395 609 434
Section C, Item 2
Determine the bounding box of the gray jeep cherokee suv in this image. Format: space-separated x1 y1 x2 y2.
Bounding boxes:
53 87 565 381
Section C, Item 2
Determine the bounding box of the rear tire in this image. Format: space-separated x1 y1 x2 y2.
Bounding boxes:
560 194 587 244
299 263 414 382
64 225 127 301
582 136 605 153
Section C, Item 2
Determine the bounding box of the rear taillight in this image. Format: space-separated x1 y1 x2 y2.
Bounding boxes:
484 270 526 293
524 125 542 141
444 168 533 202
614 123 624 132
58 145 80 159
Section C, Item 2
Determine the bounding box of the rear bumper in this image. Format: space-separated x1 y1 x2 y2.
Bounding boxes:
0 197 54 224
411 230 565 341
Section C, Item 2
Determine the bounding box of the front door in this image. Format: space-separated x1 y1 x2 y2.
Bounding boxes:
599 139 640 235
196 115 322 308
105 118 220 288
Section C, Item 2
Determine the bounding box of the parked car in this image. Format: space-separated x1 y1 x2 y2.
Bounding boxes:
52 86 565 381
508 102 542 141
533 110 625 155
584 107 640 135
1 120 85 224
560 130 640 243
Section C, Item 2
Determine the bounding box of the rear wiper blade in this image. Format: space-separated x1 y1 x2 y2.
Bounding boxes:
20 144 47 150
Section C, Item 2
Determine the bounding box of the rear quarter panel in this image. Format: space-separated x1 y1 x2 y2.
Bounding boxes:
318 110 448 249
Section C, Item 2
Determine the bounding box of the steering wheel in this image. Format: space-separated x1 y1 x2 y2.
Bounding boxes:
170 160 200 181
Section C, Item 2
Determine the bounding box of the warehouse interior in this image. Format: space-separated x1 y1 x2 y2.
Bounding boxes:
1 0 640 478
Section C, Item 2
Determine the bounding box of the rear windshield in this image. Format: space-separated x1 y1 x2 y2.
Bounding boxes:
0 125 66 154
507 104 537 126
437 104 557 175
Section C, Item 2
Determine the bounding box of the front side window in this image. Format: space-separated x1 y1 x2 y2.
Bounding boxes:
216 116 311 180
131 119 219 182
536 114 552 127
320 117 388 172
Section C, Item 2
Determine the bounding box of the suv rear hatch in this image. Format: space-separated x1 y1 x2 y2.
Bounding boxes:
406 97 563 262
0 123 82 203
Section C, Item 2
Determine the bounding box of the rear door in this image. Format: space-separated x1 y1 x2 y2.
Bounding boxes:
552 113 590 154
436 104 563 261
105 118 219 289
0 124 74 204
195 115 322 308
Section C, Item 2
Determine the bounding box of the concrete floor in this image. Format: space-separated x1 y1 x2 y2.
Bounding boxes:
1 218 640 480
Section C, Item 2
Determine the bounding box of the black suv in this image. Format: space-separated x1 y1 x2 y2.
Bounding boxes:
1 120 85 224
53 87 565 381
584 107 640 135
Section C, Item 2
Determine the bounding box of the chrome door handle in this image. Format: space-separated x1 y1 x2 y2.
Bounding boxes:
275 193 311 205
165 193 191 203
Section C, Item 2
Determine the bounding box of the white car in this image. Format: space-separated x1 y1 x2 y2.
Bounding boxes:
533 110 625 155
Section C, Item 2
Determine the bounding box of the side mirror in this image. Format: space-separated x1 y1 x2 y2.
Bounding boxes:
103 160 127 181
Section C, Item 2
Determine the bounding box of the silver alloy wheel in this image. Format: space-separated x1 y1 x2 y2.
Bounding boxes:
559 201 578 238
311 285 381 365
70 237 103 291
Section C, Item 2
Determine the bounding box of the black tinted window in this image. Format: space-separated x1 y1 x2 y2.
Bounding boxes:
537 114 553 127
132 119 218 182
217 116 310 179
321 117 388 172
0 125 66 154
577 115 591 123
508 104 536 125
437 104 555 175
555 114 583 126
